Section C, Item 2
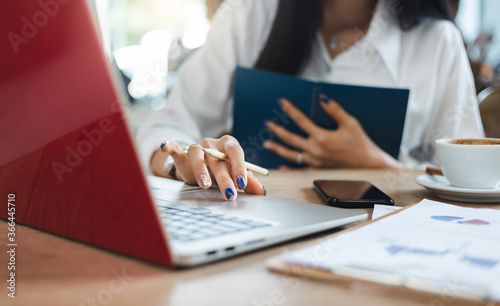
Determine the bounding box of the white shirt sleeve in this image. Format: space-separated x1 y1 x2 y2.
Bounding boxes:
135 0 277 170
401 21 485 168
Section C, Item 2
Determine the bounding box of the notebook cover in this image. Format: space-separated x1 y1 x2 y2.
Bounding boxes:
232 67 410 169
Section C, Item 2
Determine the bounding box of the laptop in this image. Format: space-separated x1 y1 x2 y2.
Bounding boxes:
0 0 367 267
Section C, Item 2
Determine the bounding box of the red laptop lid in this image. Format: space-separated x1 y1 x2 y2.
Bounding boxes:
0 0 171 266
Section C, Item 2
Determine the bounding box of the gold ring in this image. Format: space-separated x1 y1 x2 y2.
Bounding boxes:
184 143 200 154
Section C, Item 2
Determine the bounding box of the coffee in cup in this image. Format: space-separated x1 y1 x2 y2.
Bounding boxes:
435 138 500 189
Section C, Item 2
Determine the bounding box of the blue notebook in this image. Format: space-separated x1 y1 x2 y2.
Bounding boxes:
232 67 410 169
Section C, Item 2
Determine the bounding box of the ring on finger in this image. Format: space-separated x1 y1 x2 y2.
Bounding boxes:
296 152 304 165
185 143 200 154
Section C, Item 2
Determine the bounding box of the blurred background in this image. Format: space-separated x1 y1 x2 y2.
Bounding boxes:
91 0 500 130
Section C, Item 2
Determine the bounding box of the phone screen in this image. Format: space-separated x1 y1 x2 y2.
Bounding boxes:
313 180 394 208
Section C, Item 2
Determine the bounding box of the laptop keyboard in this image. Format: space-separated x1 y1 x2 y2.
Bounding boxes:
157 203 273 242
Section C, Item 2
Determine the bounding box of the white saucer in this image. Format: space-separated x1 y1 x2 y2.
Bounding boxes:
415 174 500 203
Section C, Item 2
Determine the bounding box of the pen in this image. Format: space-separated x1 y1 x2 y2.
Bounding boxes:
201 148 270 176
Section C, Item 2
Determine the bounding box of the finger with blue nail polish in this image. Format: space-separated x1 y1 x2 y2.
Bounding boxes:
319 93 331 104
236 176 247 190
225 187 235 200
241 171 267 196
204 148 239 201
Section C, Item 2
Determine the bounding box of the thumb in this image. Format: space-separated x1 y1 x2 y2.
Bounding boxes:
319 94 353 127
243 172 267 195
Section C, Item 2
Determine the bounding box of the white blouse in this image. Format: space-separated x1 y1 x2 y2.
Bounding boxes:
136 0 484 170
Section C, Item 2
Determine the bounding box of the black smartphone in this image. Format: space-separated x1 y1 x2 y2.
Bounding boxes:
313 180 394 209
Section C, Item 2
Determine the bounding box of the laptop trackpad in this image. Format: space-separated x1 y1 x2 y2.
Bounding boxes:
152 188 273 210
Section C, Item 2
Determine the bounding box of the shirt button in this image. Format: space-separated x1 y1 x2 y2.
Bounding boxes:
365 49 371 59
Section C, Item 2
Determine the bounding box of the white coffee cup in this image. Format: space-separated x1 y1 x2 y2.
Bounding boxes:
435 138 500 189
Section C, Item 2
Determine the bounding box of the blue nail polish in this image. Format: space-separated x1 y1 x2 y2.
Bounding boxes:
160 141 167 149
225 188 235 200
263 186 267 196
319 94 330 104
278 98 285 107
237 176 246 190
263 121 270 129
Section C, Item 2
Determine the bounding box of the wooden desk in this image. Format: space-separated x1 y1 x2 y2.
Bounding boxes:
1 169 498 306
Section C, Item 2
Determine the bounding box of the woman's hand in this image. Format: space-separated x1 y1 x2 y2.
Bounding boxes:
155 136 266 201
263 94 403 168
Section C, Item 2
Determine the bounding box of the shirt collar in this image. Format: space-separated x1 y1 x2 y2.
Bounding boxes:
365 0 402 81
313 0 403 81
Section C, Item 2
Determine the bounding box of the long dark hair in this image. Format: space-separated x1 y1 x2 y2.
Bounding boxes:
254 0 452 75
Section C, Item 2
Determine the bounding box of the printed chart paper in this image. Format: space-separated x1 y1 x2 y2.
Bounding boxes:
284 199 500 301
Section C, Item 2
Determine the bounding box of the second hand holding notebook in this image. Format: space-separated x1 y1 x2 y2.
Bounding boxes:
232 67 410 169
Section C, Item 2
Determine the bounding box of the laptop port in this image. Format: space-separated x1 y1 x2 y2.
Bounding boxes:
245 239 265 246
206 250 217 256
225 246 235 252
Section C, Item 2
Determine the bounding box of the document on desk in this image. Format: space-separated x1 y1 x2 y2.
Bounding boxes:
371 204 402 220
284 199 500 302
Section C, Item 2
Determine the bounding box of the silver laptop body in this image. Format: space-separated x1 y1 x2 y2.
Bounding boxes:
148 176 367 266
